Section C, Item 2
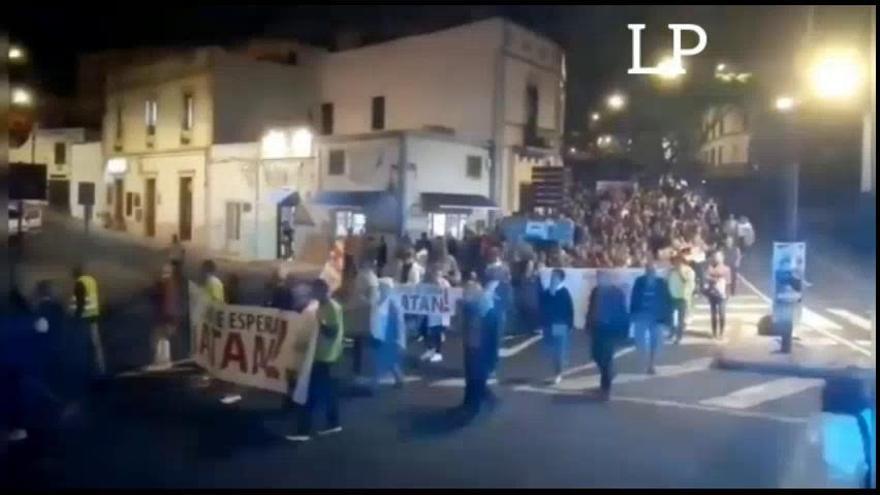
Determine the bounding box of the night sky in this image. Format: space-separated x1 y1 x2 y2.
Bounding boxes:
4 5 872 131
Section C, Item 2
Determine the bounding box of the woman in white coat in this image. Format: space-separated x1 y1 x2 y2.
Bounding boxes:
370 278 407 389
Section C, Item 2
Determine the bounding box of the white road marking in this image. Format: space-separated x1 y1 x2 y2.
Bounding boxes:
694 303 768 310
801 309 844 331
430 377 498 388
499 334 543 358
855 339 872 348
559 337 714 379
515 357 712 394
827 309 873 331
220 394 243 405
610 395 807 424
737 275 870 357
699 377 823 410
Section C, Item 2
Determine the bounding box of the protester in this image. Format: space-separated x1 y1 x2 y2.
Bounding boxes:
71 264 105 377
200 260 225 304
483 246 512 357
265 269 294 310
460 278 499 415
585 270 630 400
667 255 696 344
736 215 756 253
630 259 673 374
540 268 574 385
168 234 185 273
705 250 732 340
225 274 242 305
415 232 432 256
369 278 406 389
149 263 181 370
514 258 543 335
721 236 742 296
421 263 451 363
429 237 461 286
287 279 344 442
376 236 388 277
350 257 379 377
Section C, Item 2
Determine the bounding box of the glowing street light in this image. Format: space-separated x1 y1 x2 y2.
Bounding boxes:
591 112 601 122
808 49 864 100
656 56 685 80
606 93 626 111
11 87 32 106
716 63 727 72
9 45 25 61
775 96 797 112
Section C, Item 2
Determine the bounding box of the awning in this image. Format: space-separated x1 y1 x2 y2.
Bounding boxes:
420 193 498 213
311 190 393 209
267 189 300 207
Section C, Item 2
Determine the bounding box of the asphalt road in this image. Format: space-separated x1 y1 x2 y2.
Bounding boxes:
1 212 865 488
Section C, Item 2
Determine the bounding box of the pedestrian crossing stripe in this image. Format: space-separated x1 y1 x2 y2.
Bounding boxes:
699 377 823 410
512 358 712 395
801 308 844 331
694 303 768 310
854 339 871 348
826 309 872 331
430 377 499 388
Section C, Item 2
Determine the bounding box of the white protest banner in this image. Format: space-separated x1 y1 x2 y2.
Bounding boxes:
596 180 638 196
394 283 463 317
188 283 318 403
539 268 666 329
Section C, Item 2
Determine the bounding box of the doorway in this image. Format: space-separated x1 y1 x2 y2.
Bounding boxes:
144 178 156 237
178 176 193 241
113 178 124 229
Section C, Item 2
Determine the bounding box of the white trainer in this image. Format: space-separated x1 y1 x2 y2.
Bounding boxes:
429 353 443 363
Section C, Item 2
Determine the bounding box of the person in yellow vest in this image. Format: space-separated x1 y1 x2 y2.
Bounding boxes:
200 260 225 304
286 278 344 442
71 265 105 376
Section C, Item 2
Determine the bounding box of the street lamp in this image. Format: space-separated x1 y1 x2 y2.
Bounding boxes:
775 96 797 112
656 56 684 80
11 87 32 106
607 93 626 111
9 45 26 62
808 48 864 101
591 112 601 122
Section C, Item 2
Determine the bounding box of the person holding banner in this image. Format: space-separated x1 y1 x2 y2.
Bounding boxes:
200 260 225 304
586 270 630 400
288 279 344 442
630 259 673 375
540 269 574 385
421 264 452 363
369 278 406 389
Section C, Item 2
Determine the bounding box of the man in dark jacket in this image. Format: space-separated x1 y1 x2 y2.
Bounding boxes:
630 259 673 374
586 270 630 400
540 268 574 385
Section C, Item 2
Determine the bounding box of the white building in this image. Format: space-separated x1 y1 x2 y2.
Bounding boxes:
102 18 564 260
312 17 566 214
68 142 107 223
699 105 752 176
9 127 89 211
102 43 319 246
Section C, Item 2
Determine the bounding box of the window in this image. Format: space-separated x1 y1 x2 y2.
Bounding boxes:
321 102 334 135
328 149 345 176
371 96 385 130
107 185 113 205
182 92 194 131
125 192 134 216
429 213 467 239
286 51 298 65
466 155 482 179
732 144 739 162
710 147 716 165
718 118 725 136
335 210 366 237
54 142 66 165
718 145 724 164
225 202 242 241
145 98 158 136
525 84 539 143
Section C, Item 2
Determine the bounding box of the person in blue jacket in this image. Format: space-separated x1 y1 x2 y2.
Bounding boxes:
630 259 673 374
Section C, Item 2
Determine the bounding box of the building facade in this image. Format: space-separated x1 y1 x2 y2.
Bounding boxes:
699 104 752 176
9 127 90 211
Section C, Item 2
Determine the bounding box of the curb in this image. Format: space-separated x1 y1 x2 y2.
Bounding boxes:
712 354 874 382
